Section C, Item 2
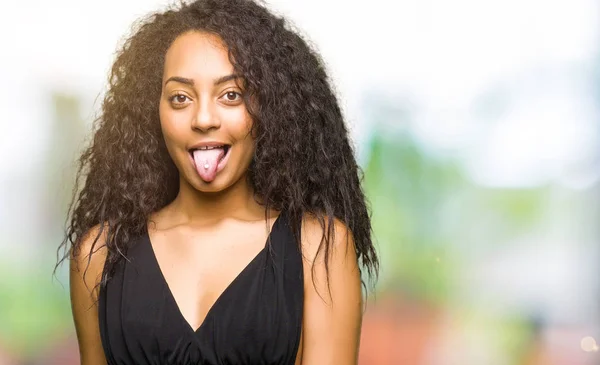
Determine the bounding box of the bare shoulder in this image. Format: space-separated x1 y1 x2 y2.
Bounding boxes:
70 224 109 299
299 213 362 365
300 213 358 269
69 223 109 365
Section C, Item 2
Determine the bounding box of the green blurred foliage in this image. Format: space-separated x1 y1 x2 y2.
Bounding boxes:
0 257 72 358
364 132 463 302
363 128 548 304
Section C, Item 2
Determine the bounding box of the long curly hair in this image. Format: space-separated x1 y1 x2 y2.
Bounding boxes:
56 0 378 295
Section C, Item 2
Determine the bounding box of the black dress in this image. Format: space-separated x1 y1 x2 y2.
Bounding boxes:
98 211 304 365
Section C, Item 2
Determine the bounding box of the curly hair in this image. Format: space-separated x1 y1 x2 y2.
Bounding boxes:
56 0 378 296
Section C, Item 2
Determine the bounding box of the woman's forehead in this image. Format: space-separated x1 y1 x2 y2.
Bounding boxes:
163 31 234 84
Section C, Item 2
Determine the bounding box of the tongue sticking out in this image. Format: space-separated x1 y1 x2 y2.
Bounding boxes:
192 148 225 182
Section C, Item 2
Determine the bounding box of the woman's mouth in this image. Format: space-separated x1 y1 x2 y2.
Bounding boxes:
188 144 231 183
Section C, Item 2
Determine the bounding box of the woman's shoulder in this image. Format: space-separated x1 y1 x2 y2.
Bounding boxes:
299 213 356 265
70 224 110 301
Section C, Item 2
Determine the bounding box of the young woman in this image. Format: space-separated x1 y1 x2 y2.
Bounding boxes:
59 0 378 364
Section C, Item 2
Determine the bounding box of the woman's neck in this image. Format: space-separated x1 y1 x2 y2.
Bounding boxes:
168 174 265 225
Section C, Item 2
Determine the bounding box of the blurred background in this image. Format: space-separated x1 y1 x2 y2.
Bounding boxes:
0 0 598 364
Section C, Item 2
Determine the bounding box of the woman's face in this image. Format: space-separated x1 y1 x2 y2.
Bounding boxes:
159 31 255 193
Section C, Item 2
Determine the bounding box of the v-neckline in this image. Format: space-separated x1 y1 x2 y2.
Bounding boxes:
144 211 284 335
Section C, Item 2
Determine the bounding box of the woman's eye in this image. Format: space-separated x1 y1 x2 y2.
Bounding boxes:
223 91 241 102
169 94 190 105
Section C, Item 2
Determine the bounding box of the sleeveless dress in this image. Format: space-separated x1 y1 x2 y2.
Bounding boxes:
98 210 304 365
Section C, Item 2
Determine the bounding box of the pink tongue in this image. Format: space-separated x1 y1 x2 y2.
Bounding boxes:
193 148 225 182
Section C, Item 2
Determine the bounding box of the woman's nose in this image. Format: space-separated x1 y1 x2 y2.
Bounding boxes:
191 98 221 132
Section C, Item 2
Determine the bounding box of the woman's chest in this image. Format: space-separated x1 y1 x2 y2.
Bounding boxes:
100 232 304 365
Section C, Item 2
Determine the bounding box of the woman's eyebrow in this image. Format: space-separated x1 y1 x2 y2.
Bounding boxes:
164 76 194 87
164 74 242 87
214 74 242 86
